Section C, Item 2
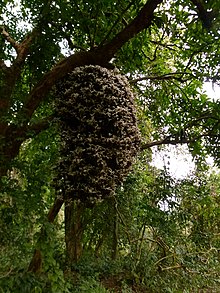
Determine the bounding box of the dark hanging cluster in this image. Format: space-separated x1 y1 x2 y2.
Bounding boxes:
53 65 141 204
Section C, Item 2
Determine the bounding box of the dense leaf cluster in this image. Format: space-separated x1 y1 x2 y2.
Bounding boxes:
1 0 220 291
54 65 140 204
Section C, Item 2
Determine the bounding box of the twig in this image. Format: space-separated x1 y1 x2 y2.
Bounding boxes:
99 1 134 46
160 264 182 271
0 268 13 279
141 137 196 149
64 35 86 51
96 0 163 58
130 236 159 244
72 0 93 48
113 195 131 244
141 131 214 149
154 253 176 266
130 72 192 83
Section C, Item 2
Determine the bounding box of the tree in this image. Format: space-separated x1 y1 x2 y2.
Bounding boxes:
0 0 220 291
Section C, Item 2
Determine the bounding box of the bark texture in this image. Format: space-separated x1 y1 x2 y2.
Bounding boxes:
65 200 85 265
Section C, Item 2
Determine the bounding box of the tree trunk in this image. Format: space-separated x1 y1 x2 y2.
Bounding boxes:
28 196 64 273
95 235 105 258
65 199 85 266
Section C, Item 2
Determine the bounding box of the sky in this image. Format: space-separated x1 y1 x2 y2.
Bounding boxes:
152 82 220 179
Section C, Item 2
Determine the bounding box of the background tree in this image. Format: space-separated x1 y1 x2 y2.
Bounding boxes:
0 0 220 292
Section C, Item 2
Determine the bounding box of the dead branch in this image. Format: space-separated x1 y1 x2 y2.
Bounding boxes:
0 268 13 279
154 253 176 266
160 264 182 271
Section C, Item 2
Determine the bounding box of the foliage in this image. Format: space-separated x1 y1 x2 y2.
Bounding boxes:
0 0 220 292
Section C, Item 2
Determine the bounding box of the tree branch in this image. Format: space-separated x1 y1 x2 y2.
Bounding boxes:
14 0 54 67
26 115 54 136
47 196 64 223
141 138 193 149
72 0 93 47
64 35 86 51
2 0 163 168
0 59 7 72
0 26 20 53
130 72 192 83
0 25 38 66
97 0 163 59
14 28 39 67
190 0 216 29
0 1 54 116
20 0 163 122
99 1 134 46
0 29 39 115
28 195 64 273
21 51 99 119
141 133 209 149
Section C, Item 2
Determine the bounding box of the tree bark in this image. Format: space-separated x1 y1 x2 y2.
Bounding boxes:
65 200 85 266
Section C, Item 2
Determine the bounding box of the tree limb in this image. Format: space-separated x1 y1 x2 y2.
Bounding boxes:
26 115 54 136
20 0 163 121
2 0 163 169
0 1 54 116
190 0 216 29
99 1 134 46
14 28 39 67
14 0 54 67
65 34 86 51
0 31 39 115
28 195 64 273
47 196 64 223
0 26 20 53
141 133 208 149
21 51 99 119
130 72 192 83
0 59 8 72
141 138 193 149
97 0 163 59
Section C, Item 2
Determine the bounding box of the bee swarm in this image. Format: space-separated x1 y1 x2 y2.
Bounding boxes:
54 65 140 204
